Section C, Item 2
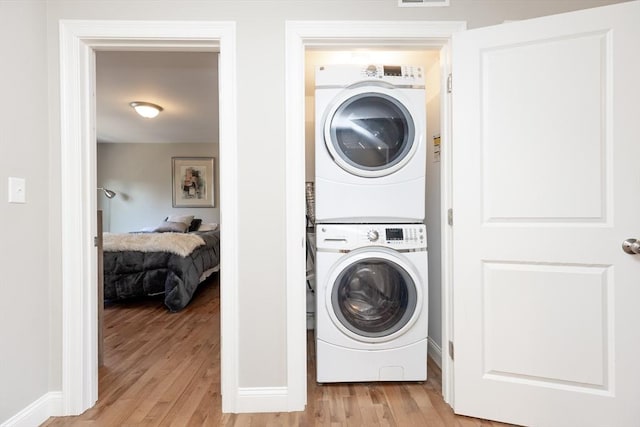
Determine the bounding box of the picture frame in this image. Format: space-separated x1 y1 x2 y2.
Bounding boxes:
172 157 215 208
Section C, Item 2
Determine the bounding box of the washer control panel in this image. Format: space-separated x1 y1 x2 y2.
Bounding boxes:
382 226 425 245
317 223 426 251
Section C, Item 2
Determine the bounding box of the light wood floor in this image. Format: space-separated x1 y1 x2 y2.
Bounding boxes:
42 276 511 426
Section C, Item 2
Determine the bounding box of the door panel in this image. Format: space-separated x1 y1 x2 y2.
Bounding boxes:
483 262 609 388
482 32 608 222
452 2 640 425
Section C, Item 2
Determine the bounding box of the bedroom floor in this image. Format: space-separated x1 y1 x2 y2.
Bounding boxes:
42 276 512 426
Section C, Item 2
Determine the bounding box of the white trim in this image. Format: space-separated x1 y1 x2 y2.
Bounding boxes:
59 20 99 414
428 336 443 369
235 387 290 413
438 40 456 407
284 20 466 414
0 392 63 427
284 22 308 412
290 20 466 43
58 20 239 415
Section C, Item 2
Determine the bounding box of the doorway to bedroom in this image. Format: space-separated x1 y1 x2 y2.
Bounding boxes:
93 49 223 412
58 20 239 416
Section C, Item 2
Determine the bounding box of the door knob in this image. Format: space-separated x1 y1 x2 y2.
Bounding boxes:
622 238 640 254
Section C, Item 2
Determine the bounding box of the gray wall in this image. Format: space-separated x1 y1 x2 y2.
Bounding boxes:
0 0 630 423
97 143 220 233
0 1 50 421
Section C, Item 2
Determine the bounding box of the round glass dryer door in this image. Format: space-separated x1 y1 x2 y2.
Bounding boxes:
331 256 418 340
325 91 416 178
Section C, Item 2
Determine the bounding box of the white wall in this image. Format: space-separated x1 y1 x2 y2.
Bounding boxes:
424 57 443 352
0 1 50 424
97 143 219 233
0 0 624 422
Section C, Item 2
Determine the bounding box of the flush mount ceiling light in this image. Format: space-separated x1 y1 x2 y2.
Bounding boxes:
129 101 163 118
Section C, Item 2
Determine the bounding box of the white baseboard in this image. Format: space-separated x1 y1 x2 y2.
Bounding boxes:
428 336 442 369
235 387 290 413
1 391 63 427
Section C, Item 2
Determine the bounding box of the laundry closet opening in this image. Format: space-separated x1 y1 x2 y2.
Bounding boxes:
303 48 445 372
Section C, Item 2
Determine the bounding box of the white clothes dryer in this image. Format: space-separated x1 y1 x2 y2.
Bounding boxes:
315 223 428 383
315 64 426 223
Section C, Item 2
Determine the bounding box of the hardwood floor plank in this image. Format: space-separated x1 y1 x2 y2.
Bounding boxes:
42 276 513 427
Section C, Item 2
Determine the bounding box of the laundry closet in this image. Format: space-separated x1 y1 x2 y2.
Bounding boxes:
304 49 444 373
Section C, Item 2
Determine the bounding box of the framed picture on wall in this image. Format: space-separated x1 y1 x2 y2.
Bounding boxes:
172 157 215 207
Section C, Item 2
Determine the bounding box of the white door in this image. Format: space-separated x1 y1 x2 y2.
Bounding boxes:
451 1 640 426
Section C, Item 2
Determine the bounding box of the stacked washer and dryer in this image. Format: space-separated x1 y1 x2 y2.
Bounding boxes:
314 64 429 383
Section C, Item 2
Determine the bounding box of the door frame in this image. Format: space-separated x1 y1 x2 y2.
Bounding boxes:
59 20 239 414
284 20 466 407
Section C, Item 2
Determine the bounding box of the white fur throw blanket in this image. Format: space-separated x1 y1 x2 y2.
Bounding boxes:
103 232 205 257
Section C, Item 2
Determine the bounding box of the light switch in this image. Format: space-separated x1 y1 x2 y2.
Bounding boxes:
8 177 26 204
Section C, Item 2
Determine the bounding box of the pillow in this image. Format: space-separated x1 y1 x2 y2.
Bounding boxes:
197 222 219 231
188 218 202 232
165 214 194 227
154 221 189 233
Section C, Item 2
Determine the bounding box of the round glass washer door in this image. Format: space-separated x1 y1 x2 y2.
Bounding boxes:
323 86 418 178
325 249 422 343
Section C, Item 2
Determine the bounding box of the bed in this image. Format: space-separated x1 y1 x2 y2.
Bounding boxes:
102 225 220 312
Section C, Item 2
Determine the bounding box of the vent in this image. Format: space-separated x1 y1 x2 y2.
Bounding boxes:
398 0 450 6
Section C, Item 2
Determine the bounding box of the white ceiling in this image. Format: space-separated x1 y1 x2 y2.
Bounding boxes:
96 51 219 144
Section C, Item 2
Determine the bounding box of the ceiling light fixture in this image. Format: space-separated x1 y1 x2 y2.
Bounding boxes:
129 101 163 119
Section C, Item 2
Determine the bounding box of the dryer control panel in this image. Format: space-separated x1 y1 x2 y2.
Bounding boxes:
316 223 426 251
316 64 425 87
365 64 423 79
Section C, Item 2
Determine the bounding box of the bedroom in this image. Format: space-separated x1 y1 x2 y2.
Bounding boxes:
96 51 221 310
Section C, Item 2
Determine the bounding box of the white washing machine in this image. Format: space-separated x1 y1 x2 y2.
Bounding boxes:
315 64 426 223
315 223 428 383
